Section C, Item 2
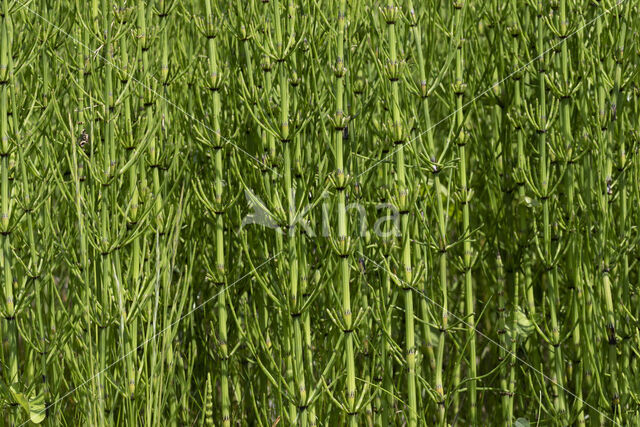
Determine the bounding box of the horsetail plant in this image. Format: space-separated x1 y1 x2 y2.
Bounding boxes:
451 2 478 424
0 1 639 425
330 1 358 423
380 2 418 425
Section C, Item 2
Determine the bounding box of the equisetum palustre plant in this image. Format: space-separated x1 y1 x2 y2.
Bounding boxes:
0 0 639 426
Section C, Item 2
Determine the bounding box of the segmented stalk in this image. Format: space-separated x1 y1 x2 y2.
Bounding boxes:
203 1 229 424
534 3 566 419
553 0 583 423
0 0 17 398
614 5 631 418
596 1 623 419
384 2 416 424
452 2 477 423
508 8 525 421
406 3 447 419
333 1 357 423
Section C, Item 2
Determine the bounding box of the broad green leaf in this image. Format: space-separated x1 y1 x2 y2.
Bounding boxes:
515 308 535 338
9 385 46 424
9 385 29 412
29 393 46 424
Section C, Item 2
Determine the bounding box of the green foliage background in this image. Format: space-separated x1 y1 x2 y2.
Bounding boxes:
0 0 638 426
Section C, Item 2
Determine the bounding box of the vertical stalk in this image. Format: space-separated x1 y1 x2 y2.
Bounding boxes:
0 3 17 402
333 0 357 423
613 5 630 418
554 0 583 424
596 1 624 420
406 3 446 420
279 1 307 424
75 10 98 421
381 2 416 424
203 1 229 424
452 2 476 423
117 5 139 420
98 1 115 423
509 14 524 421
534 2 566 420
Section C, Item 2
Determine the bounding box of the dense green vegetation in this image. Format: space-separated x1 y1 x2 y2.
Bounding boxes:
0 0 639 425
